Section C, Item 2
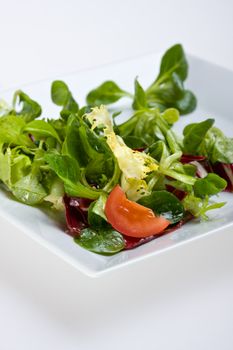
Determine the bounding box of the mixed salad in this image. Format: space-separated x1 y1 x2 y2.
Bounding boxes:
0 44 233 255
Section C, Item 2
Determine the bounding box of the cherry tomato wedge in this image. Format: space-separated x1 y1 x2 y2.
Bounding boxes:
105 185 170 238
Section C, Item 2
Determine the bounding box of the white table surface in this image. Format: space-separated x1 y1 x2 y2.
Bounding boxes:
0 1 233 349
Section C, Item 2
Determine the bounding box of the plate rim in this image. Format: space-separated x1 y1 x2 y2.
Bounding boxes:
1 51 233 277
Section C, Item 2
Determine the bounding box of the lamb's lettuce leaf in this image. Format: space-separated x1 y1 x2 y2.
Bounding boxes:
74 227 125 254
86 44 197 115
183 194 226 220
183 118 215 154
13 90 42 122
138 190 184 224
51 80 79 119
203 127 233 164
86 81 132 106
45 153 101 199
193 173 227 198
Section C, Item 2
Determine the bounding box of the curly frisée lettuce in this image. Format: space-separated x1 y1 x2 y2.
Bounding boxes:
0 43 231 256
85 105 158 200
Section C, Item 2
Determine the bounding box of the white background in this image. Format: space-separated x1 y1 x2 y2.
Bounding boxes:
0 1 233 349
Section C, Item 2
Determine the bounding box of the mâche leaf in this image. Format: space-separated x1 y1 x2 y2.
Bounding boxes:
194 173 227 198
155 44 188 83
13 90 42 122
51 80 79 119
162 108 179 124
173 90 197 115
203 127 233 164
183 193 226 219
45 153 101 199
183 119 215 154
51 80 70 105
86 81 132 106
138 190 184 224
145 44 196 114
84 44 196 115
132 78 147 110
74 227 125 254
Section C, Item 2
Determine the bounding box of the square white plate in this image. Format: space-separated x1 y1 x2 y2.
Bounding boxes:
1 52 233 277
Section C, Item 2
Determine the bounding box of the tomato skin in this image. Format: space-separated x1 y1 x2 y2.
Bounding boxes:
105 185 170 238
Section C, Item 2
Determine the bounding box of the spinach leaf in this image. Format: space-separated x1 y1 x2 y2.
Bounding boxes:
13 90 42 122
74 227 125 254
194 173 227 198
51 80 79 119
138 190 184 224
183 119 215 154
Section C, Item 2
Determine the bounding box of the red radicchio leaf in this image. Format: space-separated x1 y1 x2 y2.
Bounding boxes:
165 184 187 201
29 133 35 142
211 163 233 192
124 212 193 250
63 195 93 236
181 155 233 191
181 154 213 177
180 154 206 163
63 192 194 252
133 147 146 152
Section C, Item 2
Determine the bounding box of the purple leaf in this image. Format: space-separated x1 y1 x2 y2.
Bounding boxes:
211 163 233 192
63 195 92 236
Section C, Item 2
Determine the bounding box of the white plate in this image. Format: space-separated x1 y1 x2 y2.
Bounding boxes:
1 52 233 277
